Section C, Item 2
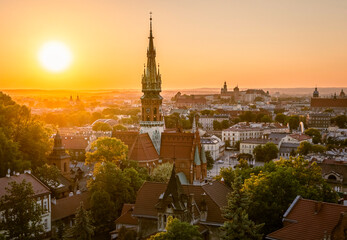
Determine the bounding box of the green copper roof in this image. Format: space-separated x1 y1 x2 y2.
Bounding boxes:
194 145 201 165
176 172 189 185
201 145 207 164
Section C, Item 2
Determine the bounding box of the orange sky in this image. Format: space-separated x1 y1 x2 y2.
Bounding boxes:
0 0 347 90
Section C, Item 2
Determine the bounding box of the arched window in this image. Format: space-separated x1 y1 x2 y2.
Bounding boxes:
328 175 337 180
147 116 150 121
64 162 67 172
154 107 157 114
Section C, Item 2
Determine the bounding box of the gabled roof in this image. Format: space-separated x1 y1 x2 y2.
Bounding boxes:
51 192 91 221
160 132 195 160
0 173 50 198
132 181 230 224
267 196 347 240
61 136 89 150
115 204 138 226
113 132 159 162
288 134 311 142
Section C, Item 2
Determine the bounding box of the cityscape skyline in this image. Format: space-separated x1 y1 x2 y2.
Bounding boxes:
0 0 347 90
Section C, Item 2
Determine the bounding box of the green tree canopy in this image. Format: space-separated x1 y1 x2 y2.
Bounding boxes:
213 120 222 130
112 124 128 132
92 122 112 132
205 151 214 170
0 180 44 240
0 92 52 177
34 163 61 189
275 113 286 124
244 157 338 234
64 203 94 240
86 137 128 165
150 162 173 182
221 173 263 240
148 216 202 240
288 115 300 131
304 128 322 144
253 142 278 162
331 115 347 128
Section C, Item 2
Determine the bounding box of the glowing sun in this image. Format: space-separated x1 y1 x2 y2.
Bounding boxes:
38 41 73 72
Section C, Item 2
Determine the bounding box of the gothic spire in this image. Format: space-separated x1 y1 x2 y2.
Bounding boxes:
142 12 161 93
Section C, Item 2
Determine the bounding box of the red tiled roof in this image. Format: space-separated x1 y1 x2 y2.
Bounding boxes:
311 98 347 108
267 197 347 240
62 136 89 150
132 181 230 224
115 204 138 226
114 132 159 162
160 132 195 160
288 134 311 141
51 192 91 221
0 173 50 197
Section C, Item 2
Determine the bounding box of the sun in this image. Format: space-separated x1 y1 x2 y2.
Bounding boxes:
38 41 73 73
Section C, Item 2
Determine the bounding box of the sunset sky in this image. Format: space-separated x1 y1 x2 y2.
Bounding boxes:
0 0 346 90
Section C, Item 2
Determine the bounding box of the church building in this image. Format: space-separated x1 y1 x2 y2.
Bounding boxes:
113 15 207 184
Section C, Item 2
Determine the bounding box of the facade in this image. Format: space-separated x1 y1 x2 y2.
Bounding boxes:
307 112 332 129
198 114 229 130
131 166 230 239
201 135 225 160
139 14 164 154
0 172 52 234
240 138 273 156
267 196 347 240
220 82 271 103
278 142 299 159
49 132 71 179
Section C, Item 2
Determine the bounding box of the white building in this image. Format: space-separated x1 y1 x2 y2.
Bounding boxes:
222 122 289 146
0 172 52 235
199 115 229 131
201 135 225 160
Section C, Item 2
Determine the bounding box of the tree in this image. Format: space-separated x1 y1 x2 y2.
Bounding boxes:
112 124 128 132
244 157 338 234
88 162 133 217
34 163 61 189
0 180 44 240
213 120 222 130
331 115 347 128
118 226 137 240
253 143 278 162
205 151 214 170
305 128 322 144
0 92 52 177
275 113 286 124
92 122 112 132
64 203 94 240
221 173 263 240
234 140 240 151
90 190 115 233
148 216 202 240
221 120 230 129
260 115 272 123
150 162 173 182
86 137 128 165
297 141 312 155
288 115 300 131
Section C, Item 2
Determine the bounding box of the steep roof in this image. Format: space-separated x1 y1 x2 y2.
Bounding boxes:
115 204 138 226
61 135 89 150
114 132 159 162
0 173 50 198
288 133 312 142
267 197 347 240
311 98 347 108
160 132 195 160
194 146 201 165
51 192 91 221
132 181 230 224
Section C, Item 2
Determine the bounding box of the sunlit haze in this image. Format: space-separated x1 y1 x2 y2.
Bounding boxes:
0 0 346 90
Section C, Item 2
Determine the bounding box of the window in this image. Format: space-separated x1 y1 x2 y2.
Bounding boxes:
64 162 67 172
44 219 48 230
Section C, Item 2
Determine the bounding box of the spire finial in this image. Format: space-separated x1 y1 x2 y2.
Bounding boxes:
150 12 152 32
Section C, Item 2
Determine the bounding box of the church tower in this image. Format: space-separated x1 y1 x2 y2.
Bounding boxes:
140 13 164 154
48 132 71 179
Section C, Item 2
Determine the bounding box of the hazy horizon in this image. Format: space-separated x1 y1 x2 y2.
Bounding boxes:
1 0 347 89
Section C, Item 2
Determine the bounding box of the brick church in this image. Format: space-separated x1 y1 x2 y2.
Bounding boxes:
113 14 207 184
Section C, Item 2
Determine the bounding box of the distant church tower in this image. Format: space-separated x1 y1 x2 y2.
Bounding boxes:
313 87 319 98
140 13 164 154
